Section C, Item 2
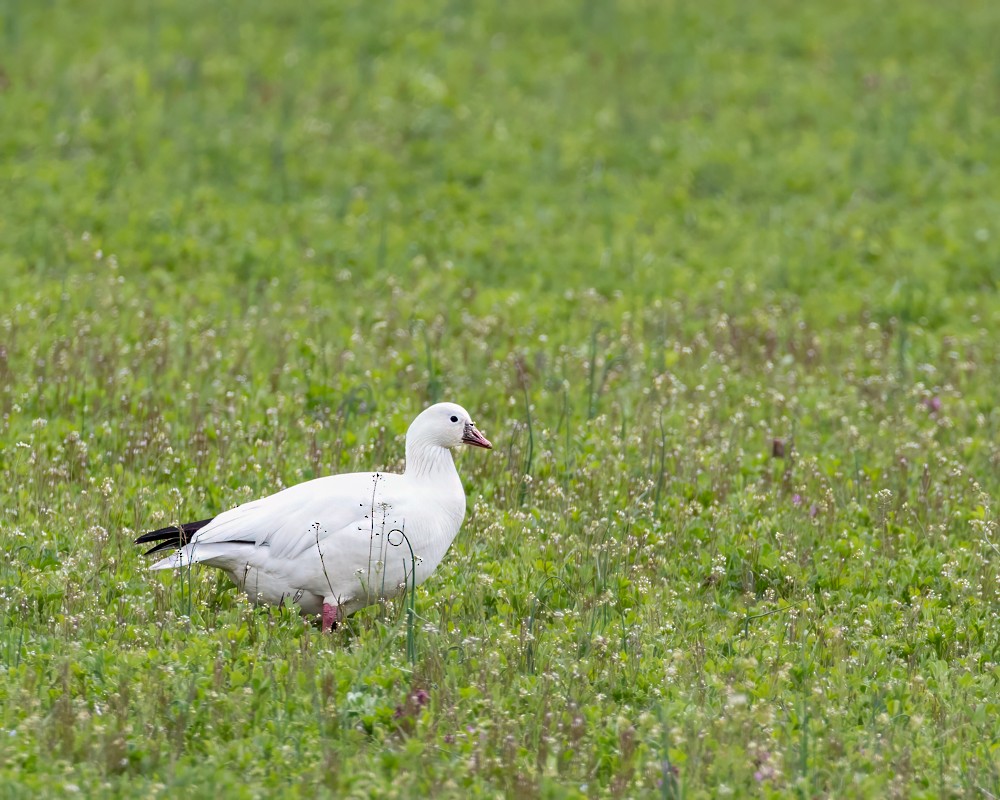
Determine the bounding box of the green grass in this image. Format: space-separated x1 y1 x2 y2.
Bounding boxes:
1 0 999 796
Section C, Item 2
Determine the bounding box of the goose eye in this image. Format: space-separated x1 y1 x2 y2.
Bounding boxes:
450 415 459 423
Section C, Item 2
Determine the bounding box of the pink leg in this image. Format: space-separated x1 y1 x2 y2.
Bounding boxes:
322 602 340 632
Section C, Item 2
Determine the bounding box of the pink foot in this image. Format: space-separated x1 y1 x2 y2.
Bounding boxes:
322 602 340 632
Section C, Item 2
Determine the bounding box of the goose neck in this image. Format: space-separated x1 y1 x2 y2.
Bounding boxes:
404 440 458 481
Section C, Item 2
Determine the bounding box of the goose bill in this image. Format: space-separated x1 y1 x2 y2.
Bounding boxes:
462 423 492 449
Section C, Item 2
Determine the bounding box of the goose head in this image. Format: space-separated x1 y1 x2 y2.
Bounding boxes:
407 402 493 450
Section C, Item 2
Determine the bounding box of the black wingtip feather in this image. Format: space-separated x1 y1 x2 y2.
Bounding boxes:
135 518 214 556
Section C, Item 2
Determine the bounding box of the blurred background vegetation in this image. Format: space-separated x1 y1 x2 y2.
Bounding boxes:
2 0 998 324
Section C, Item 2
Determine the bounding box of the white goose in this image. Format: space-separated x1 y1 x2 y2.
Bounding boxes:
136 402 492 630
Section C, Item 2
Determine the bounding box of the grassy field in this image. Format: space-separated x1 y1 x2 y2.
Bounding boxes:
1 0 999 796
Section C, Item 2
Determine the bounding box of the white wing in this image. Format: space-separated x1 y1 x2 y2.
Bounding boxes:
159 471 405 565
